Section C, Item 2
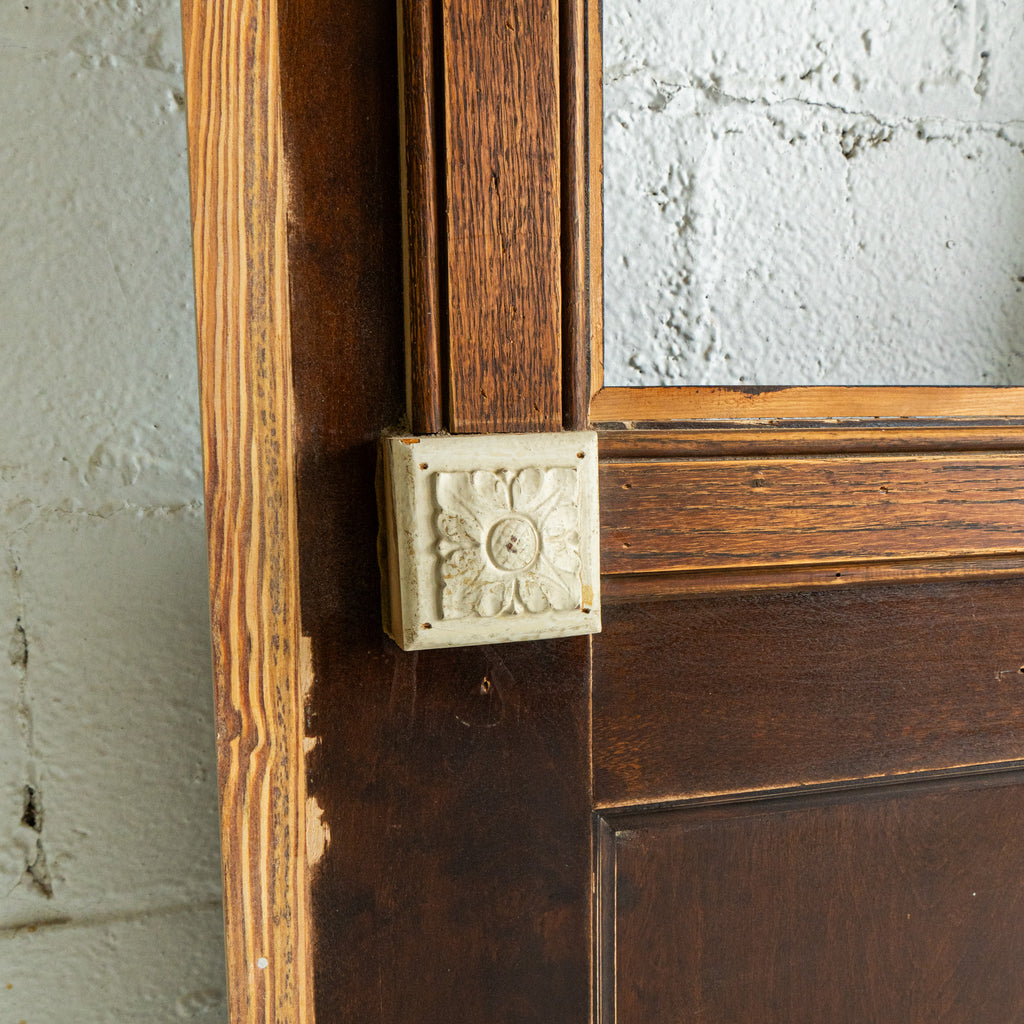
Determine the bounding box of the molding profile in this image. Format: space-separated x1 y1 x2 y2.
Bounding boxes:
381 432 601 650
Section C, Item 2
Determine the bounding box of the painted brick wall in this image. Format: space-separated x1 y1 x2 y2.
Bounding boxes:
0 2 226 1020
604 0 1024 386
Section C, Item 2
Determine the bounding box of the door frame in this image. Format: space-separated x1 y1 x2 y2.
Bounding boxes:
182 1 1024 1020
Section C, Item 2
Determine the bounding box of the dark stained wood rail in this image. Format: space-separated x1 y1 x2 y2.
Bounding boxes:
600 452 1024 592
181 1 312 1021
593 585 1024 807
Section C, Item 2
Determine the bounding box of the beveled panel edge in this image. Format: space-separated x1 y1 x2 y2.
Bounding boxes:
593 761 1024 819
600 554 1024 603
597 423 1024 458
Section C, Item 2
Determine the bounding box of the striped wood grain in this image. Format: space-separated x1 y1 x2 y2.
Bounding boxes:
601 452 1024 578
181 2 311 1021
590 386 1024 423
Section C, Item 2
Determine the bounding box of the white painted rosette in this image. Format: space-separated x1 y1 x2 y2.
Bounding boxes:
380 431 601 650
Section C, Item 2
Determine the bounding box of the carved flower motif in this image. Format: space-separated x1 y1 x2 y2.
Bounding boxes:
435 467 582 618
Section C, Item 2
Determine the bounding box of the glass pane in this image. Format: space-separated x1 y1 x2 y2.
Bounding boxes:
602 1 1024 386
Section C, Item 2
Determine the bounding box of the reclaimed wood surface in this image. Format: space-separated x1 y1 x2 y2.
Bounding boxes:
593 583 1024 806
398 0 443 434
181 2 312 1021
278 2 593 1021
601 772 1024 1023
590 385 1024 423
600 452 1024 579
443 0 562 433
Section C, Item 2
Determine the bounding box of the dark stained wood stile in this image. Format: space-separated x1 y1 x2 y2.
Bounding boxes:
279 3 592 1022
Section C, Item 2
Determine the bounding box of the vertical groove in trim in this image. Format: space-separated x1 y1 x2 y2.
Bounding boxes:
399 0 444 434
181 1 312 1020
561 0 591 430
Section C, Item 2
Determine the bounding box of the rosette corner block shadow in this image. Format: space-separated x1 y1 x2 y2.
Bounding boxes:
379 431 601 650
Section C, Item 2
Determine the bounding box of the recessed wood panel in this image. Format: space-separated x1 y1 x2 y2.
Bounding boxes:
600 452 1024 579
601 772 1024 1024
594 582 1024 807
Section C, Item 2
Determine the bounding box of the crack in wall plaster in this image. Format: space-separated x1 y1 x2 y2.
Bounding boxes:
6 548 52 899
616 67 1024 147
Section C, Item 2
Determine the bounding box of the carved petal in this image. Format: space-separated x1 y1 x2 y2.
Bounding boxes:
437 509 481 549
520 568 578 612
517 575 550 613
511 467 545 509
475 579 513 617
544 530 582 573
441 547 486 618
472 470 510 512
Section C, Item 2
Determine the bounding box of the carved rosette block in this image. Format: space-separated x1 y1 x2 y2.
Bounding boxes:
381 431 601 650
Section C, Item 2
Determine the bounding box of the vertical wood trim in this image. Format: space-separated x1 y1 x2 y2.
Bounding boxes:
443 0 563 433
181 2 312 1021
399 0 444 434
561 0 591 430
588 0 604 401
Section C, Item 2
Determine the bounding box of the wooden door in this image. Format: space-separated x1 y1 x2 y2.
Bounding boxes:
182 1 1024 1022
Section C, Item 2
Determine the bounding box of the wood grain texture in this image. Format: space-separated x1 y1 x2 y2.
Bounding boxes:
399 0 444 434
600 452 1024 578
560 0 591 430
593 583 1024 807
601 553 1024 602
602 773 1024 1023
277 2 593 1021
598 423 1024 458
444 0 562 433
587 0 604 400
590 385 1024 423
181 2 312 1021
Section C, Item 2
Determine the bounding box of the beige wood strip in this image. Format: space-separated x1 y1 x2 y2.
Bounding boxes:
591 386 1024 423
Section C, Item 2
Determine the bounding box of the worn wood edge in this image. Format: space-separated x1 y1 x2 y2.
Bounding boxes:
398 0 443 434
601 553 1024 603
590 386 1024 423
594 813 615 1024
182 2 313 1020
561 0 590 430
587 0 604 401
598 424 1024 458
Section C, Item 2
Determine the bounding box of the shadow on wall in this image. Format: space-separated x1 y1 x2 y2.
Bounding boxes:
0 0 226 1019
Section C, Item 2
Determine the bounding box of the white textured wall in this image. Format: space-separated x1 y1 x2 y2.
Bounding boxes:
0 2 226 1020
604 1 1024 386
